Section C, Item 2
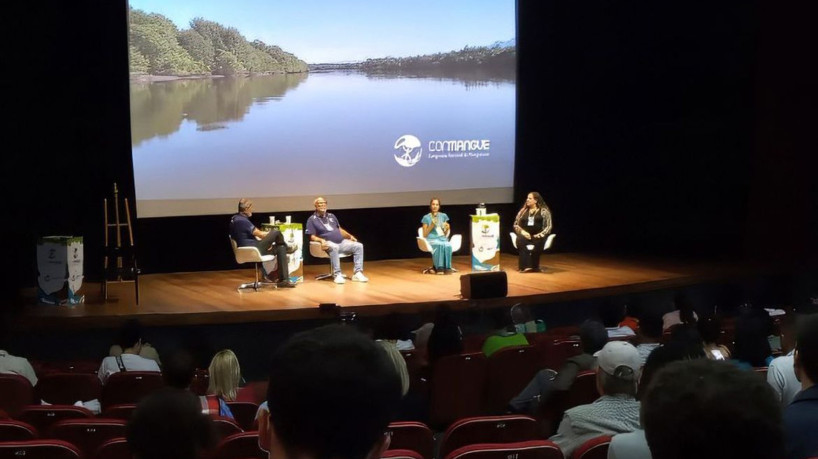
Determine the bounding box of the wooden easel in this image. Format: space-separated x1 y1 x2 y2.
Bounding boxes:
102 183 140 304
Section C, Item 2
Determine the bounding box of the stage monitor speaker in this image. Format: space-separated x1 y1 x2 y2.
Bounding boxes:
460 271 508 299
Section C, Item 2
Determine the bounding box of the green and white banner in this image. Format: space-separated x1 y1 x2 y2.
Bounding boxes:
470 214 501 271
263 223 304 283
36 236 84 305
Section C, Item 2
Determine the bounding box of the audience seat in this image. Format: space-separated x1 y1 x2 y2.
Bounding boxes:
382 450 425 459
0 440 83 459
564 371 599 410
211 431 266 459
93 437 131 459
0 419 38 441
386 421 434 459
36 372 103 405
101 371 164 409
211 415 244 442
429 352 488 429
16 405 94 435
439 414 541 459
100 404 137 421
235 381 268 405
225 401 259 431
444 440 564 459
49 418 128 457
400 349 430 398
753 366 769 379
530 338 582 371
570 435 611 459
32 359 99 376
462 334 488 352
190 368 209 396
0 374 35 417
485 345 542 413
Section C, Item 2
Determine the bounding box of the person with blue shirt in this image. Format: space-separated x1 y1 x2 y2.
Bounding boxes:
306 197 367 284
421 198 453 274
229 198 297 288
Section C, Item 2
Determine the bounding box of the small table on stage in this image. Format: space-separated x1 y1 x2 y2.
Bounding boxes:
470 213 501 271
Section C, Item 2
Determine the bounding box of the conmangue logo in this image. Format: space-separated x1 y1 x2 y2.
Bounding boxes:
393 134 492 168
393 135 423 167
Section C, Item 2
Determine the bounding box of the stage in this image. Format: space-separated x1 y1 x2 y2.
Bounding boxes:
17 252 768 331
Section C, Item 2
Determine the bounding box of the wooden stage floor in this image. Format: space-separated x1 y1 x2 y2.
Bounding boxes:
18 252 766 330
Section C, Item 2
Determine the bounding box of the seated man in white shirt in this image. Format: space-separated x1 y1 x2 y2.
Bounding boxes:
549 341 642 457
0 316 38 386
98 319 160 384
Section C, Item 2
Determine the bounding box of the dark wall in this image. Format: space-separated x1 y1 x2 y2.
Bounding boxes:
5 1 815 299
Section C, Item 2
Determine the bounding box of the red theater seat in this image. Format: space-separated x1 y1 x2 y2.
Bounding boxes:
444 440 564 459
49 418 128 457
0 440 82 459
485 345 542 413
571 435 612 459
101 371 164 409
0 419 38 441
439 415 541 459
386 421 434 459
225 401 258 431
211 431 266 459
36 373 102 405
94 437 132 459
429 352 488 429
16 405 94 435
0 374 35 417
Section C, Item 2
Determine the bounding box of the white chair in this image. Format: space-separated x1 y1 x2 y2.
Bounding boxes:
509 232 556 270
230 236 275 291
416 227 462 274
309 241 351 280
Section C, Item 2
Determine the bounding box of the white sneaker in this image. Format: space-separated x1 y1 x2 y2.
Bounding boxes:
352 271 369 282
333 274 346 284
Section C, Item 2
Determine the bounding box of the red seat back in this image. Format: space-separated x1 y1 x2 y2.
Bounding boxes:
225 401 259 431
0 440 82 459
440 415 541 458
429 352 488 429
100 404 137 421
0 419 38 441
571 435 612 459
0 374 35 417
16 405 94 435
382 450 425 459
564 371 599 410
211 415 244 442
485 345 542 413
211 431 266 459
532 338 582 371
36 373 102 405
94 437 132 459
101 371 164 409
444 440 564 459
386 421 434 459
49 418 128 457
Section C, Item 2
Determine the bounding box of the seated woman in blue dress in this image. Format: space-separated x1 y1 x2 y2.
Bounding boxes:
421 198 453 274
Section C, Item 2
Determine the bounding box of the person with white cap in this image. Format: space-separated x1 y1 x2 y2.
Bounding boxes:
549 340 642 457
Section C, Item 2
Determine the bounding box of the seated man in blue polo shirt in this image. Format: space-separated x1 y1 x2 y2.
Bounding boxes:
306 196 368 284
229 198 297 288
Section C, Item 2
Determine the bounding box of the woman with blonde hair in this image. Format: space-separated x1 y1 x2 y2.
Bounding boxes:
200 349 240 419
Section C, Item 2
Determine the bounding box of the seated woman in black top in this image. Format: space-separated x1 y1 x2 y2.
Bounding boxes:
512 191 553 272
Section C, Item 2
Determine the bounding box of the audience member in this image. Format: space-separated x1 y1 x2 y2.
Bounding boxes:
263 324 402 459
549 341 642 457
642 359 783 459
482 307 529 357
768 306 818 407
201 349 240 419
634 312 663 366
508 320 607 414
609 341 707 459
162 348 196 390
510 303 538 333
662 292 698 331
599 301 636 339
698 314 731 360
732 312 774 369
666 323 705 357
427 305 464 365
374 313 416 351
0 318 38 386
98 319 161 384
783 314 818 458
127 387 216 459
